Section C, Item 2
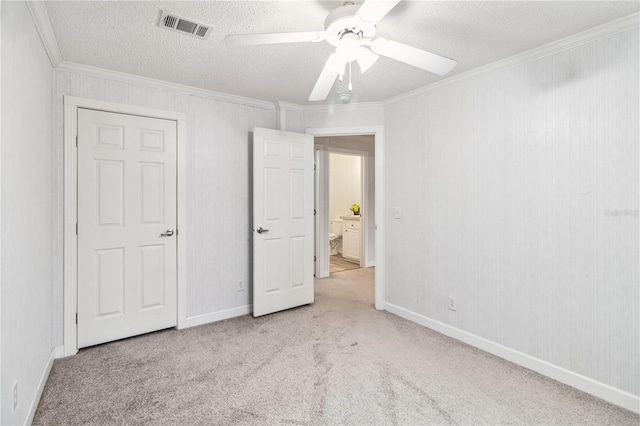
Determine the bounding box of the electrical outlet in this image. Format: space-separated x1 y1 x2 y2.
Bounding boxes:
448 296 457 312
13 382 18 411
237 279 245 291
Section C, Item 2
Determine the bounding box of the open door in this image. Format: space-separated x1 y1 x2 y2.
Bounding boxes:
253 127 315 317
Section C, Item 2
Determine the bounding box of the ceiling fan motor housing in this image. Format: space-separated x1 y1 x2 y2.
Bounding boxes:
324 5 376 47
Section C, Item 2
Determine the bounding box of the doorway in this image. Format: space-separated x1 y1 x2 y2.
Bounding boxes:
313 134 375 278
63 96 187 356
328 150 364 274
307 126 384 310
76 108 178 348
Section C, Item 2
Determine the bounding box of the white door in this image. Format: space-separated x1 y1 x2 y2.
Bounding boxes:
253 127 314 317
77 108 177 348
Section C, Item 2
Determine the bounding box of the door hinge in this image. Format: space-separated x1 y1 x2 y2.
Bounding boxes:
314 209 316 216
313 164 316 171
314 255 316 262
76 136 78 147
75 313 78 324
76 222 78 235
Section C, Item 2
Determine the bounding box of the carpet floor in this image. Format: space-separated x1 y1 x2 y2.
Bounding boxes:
34 268 638 425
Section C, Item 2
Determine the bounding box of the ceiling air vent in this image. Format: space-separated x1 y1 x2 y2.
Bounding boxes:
158 10 212 40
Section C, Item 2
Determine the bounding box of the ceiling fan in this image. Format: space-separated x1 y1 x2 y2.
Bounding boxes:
225 0 457 102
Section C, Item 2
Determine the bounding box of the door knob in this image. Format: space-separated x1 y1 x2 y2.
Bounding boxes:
256 227 269 234
160 229 174 237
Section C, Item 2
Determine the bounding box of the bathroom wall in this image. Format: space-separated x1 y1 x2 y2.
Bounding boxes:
329 152 362 220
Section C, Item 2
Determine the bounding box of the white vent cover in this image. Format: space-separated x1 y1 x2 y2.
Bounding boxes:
158 10 212 40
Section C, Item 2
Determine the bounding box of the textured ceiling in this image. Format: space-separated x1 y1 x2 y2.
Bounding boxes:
45 1 639 105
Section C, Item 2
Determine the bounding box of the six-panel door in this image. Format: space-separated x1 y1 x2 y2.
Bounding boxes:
253 127 314 317
77 108 177 348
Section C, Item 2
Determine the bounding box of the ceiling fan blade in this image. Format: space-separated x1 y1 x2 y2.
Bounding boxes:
371 38 457 75
309 54 345 101
356 0 401 24
225 31 325 46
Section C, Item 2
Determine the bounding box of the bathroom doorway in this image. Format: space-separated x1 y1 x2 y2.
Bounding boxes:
313 135 375 278
328 150 364 274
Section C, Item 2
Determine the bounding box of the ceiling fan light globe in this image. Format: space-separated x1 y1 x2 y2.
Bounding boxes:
336 32 361 61
356 47 379 73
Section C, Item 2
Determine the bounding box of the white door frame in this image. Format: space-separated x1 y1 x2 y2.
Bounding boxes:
63 95 187 357
306 126 385 310
313 145 329 277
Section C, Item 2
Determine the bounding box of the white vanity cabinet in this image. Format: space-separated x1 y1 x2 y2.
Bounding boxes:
341 216 361 264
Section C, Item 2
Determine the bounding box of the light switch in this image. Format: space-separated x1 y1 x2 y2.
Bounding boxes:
394 207 402 219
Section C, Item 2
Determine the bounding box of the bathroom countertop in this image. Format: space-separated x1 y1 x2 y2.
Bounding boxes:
340 215 361 221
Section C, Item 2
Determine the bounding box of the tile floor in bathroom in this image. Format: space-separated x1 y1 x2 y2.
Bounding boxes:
330 255 360 274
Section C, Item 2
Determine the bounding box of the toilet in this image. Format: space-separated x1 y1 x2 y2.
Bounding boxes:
329 219 343 255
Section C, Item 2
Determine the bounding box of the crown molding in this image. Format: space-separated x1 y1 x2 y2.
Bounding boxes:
27 0 274 110
385 12 640 106
29 0 637 115
303 101 384 114
55 61 276 111
276 101 304 113
26 0 62 67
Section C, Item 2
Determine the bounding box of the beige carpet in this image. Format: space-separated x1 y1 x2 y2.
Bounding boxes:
34 268 638 425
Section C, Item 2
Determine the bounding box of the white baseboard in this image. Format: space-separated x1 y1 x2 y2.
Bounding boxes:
180 305 252 329
24 345 62 426
385 302 640 414
53 345 65 359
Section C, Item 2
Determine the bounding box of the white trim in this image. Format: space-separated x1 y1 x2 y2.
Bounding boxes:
276 101 305 131
54 345 65 359
57 61 276 111
181 305 252 329
23 346 61 426
277 101 304 113
314 147 329 278
274 101 286 131
385 12 640 106
63 96 187 356
0 3 3 421
306 126 385 310
27 0 637 112
63 96 186 121
176 121 188 330
62 101 78 357
25 1 62 67
385 302 640 414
